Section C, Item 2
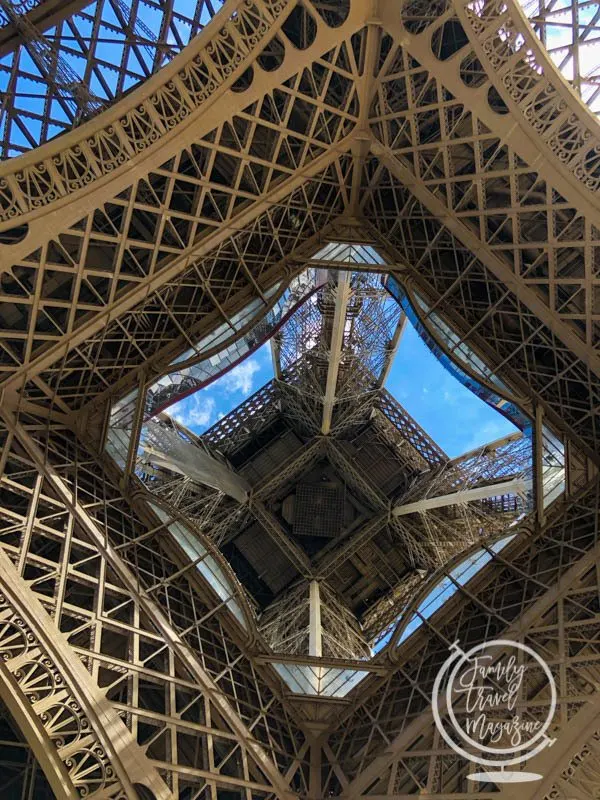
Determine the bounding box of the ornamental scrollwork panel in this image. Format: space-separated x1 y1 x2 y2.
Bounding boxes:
0 591 127 798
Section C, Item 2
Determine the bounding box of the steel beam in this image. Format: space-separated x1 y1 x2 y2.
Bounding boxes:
377 313 407 389
392 477 532 517
6 413 296 800
449 432 524 466
309 580 323 658
322 272 352 435
0 0 91 57
342 486 600 800
249 499 313 578
373 144 600 379
0 542 170 799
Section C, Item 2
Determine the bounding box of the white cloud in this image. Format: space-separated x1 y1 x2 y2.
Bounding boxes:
463 418 516 454
442 389 458 405
221 358 260 395
172 395 215 430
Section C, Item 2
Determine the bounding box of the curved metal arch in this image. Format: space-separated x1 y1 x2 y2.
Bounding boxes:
398 0 600 213
457 0 600 195
135 489 260 644
0 0 358 230
0 545 167 799
0 0 231 160
386 526 528 655
519 0 600 116
0 666 76 799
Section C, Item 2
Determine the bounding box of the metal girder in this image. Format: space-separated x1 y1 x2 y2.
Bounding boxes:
321 272 352 435
374 144 600 379
377 313 407 389
392 477 532 516
5 412 297 800
315 513 388 581
249 499 313 578
308 580 322 658
1 0 600 796
0 0 91 57
496 693 600 800
2 144 347 396
0 545 170 800
329 479 600 799
449 432 525 466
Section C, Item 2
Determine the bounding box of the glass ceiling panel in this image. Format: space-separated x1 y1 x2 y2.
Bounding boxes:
148 500 247 629
392 534 518 650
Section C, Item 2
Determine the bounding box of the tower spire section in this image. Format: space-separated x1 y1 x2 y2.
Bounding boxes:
321 272 352 434
275 248 404 434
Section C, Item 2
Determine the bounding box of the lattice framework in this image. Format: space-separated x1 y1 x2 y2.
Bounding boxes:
0 0 599 797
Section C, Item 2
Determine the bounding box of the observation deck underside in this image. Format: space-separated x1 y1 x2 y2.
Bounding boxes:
0 1 599 799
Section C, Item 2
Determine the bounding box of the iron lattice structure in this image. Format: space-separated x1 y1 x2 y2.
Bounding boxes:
0 1 599 799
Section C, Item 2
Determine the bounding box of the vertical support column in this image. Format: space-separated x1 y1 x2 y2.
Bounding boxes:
534 404 546 528
271 334 283 380
123 370 147 483
377 313 407 388
322 272 352 435
309 738 322 800
309 580 322 658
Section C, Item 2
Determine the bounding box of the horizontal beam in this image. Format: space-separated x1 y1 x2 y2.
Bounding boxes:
0 0 91 57
392 478 532 516
253 653 389 675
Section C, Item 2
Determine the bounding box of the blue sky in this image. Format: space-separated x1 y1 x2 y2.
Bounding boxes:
170 343 273 431
387 323 516 457
168 318 517 457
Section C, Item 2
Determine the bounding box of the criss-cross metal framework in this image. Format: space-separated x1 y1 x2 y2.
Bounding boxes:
0 0 600 798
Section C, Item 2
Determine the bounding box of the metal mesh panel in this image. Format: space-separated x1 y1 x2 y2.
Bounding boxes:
293 484 344 539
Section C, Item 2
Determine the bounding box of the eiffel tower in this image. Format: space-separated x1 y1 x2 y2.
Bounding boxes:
0 1 599 798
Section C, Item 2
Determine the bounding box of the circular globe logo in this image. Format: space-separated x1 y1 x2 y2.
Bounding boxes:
432 639 557 783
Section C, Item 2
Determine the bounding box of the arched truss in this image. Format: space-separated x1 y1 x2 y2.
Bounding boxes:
0 1 599 798
0 538 166 799
0 0 227 158
0 409 309 799
0 694 56 800
520 0 600 115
